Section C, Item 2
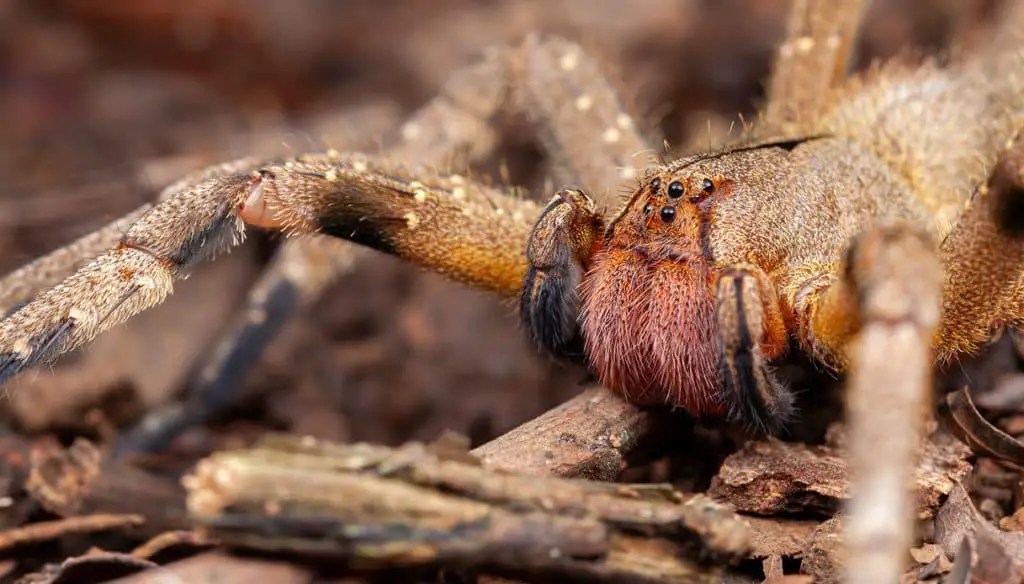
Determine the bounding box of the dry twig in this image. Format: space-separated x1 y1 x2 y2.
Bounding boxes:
0 514 143 553
471 387 665 480
182 433 749 583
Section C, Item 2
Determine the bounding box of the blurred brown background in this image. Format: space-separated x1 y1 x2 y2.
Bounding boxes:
0 0 1001 450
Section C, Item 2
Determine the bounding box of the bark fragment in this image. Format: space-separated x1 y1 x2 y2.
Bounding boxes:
708 432 971 518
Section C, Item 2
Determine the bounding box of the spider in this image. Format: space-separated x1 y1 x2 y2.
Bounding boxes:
1 0 1023 582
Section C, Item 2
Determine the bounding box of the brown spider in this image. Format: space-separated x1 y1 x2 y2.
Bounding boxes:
1 0 1023 581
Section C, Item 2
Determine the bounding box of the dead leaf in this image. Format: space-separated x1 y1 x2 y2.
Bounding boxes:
743 515 821 558
800 517 845 584
911 543 953 579
15 551 156 584
709 433 971 517
935 484 1024 581
939 387 1024 469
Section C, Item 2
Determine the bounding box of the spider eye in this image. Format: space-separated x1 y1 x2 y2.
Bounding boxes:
667 180 684 199
643 203 653 215
702 179 715 193
660 206 676 223
650 177 661 190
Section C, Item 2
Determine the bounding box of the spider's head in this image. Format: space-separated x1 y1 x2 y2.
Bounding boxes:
521 167 738 419
578 169 734 415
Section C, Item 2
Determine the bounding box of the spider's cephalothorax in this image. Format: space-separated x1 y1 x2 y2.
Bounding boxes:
520 155 797 435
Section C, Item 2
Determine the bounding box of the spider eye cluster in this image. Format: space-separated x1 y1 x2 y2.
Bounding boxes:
647 176 718 224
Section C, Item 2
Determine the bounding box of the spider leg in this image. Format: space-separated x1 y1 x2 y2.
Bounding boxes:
0 206 151 317
0 152 541 386
519 188 604 365
761 0 869 136
396 33 653 201
0 158 264 317
0 162 263 385
842 226 941 584
786 224 942 584
512 34 654 199
935 133 1024 362
112 48 521 452
2 33 649 389
713 265 793 436
113 235 362 455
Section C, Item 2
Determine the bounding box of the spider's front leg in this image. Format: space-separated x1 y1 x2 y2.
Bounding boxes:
787 224 942 584
520 188 604 365
0 153 542 386
714 266 794 435
0 33 652 407
0 165 264 384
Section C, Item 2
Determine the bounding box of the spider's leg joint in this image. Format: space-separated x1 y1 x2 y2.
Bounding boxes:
238 170 279 229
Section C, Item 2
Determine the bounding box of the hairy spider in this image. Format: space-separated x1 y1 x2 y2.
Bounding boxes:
1 1 1023 582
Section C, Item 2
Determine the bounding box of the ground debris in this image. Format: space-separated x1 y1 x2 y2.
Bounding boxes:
934 484 1024 582
107 551 312 584
742 516 821 559
909 543 953 578
471 387 672 480
26 438 102 517
0 513 143 553
129 530 211 559
15 550 156 584
0 434 42 530
182 433 750 583
24 439 189 536
938 387 1024 469
799 517 845 584
708 430 971 518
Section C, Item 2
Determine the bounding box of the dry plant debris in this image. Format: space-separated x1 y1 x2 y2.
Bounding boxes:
182 434 748 583
709 431 973 518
